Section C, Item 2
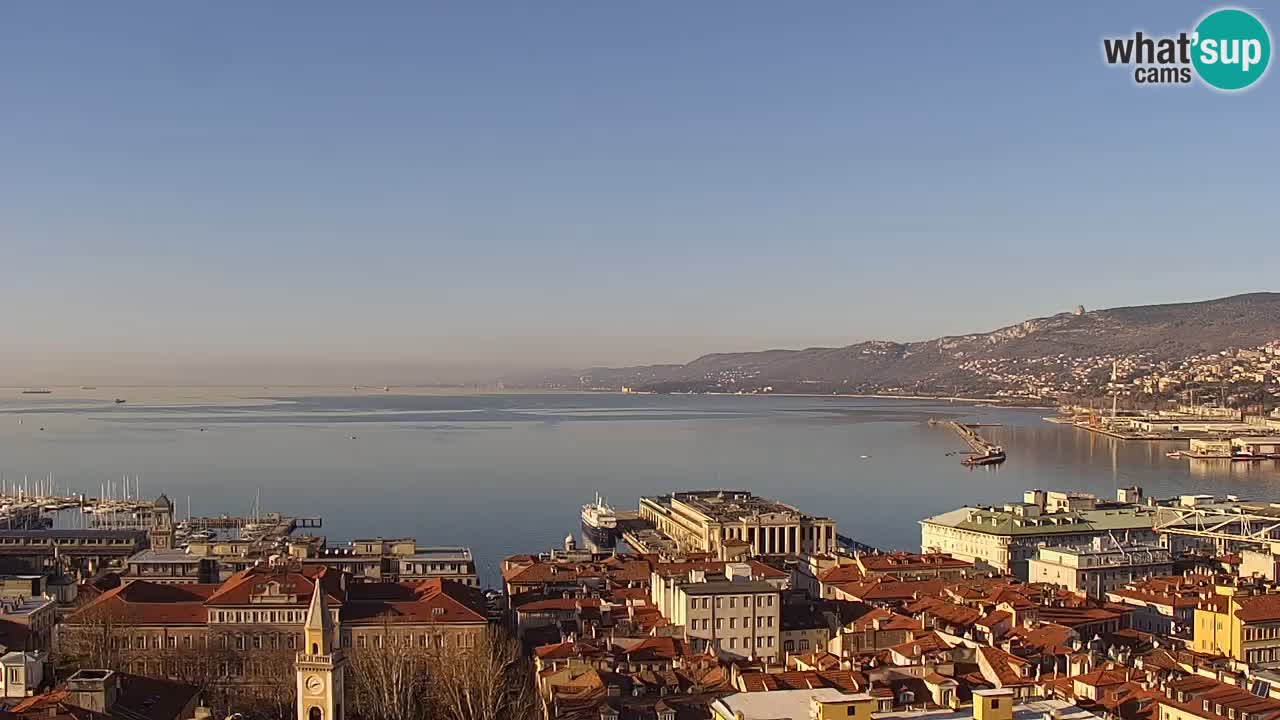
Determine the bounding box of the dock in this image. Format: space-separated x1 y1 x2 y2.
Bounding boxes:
948 421 1002 455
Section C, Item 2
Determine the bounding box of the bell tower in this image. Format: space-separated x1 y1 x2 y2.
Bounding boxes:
149 494 174 551
297 581 345 720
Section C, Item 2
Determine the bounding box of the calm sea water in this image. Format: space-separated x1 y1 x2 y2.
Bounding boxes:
2 390 1278 583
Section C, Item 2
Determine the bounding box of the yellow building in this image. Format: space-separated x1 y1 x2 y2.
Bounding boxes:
1192 583 1280 664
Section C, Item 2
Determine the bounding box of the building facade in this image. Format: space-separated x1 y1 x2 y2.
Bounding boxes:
58 562 490 695
639 491 837 557
1028 542 1173 598
920 491 1161 578
651 563 784 660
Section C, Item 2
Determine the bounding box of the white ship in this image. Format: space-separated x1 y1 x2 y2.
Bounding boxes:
580 494 619 548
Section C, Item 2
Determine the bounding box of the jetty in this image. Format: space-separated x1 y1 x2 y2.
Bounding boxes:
948 421 999 453
946 421 1007 466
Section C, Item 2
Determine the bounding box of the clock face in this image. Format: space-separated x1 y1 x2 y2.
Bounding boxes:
306 675 325 695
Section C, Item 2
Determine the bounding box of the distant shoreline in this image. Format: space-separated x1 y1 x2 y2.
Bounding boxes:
606 388 1055 409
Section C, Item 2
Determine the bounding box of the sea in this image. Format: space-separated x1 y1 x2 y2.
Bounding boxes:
2 388 1278 583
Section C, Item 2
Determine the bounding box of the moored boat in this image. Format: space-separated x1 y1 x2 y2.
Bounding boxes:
581 494 619 548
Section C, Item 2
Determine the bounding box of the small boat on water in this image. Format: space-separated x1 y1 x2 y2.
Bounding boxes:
1166 451 1182 459
114 399 126 404
21 389 51 395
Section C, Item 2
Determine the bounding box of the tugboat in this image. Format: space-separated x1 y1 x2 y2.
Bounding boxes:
961 446 1007 467
581 494 619 548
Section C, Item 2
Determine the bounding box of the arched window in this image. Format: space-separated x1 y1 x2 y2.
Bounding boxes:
311 643 319 655
309 707 323 720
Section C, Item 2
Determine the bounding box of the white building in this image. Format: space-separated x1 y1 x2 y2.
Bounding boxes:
1028 541 1172 598
639 490 837 557
396 546 479 586
0 650 46 698
920 491 1161 579
651 563 783 660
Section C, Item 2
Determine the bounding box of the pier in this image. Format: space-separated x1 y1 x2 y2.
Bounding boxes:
948 421 1002 455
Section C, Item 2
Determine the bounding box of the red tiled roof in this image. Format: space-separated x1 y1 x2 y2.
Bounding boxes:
978 645 1035 687
977 610 1011 628
905 597 982 627
1234 594 1280 623
613 636 686 661
858 553 972 572
833 577 946 602
889 632 950 660
69 581 218 625
1163 675 1280 720
535 640 606 660
342 579 487 625
847 607 918 632
1074 667 1132 689
204 564 342 607
819 565 866 585
739 669 867 693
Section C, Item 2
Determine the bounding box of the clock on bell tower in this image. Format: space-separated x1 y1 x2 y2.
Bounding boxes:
296 580 345 720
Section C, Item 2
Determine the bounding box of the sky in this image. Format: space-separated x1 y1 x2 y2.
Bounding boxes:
1 2 1277 384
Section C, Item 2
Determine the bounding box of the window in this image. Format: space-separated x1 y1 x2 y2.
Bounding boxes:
729 618 736 629
992 700 1000 710
167 636 176 649
729 597 736 609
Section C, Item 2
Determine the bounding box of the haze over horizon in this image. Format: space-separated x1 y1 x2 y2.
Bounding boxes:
3 2 1277 385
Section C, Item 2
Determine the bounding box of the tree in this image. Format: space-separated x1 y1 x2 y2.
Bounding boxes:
348 618 432 720
56 602 133 673
425 626 539 720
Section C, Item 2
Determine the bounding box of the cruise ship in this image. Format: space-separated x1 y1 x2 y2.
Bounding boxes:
581 494 619 548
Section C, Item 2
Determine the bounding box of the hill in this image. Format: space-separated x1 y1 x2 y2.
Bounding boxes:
522 293 1280 399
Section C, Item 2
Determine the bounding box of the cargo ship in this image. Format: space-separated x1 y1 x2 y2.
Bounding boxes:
581 494 619 548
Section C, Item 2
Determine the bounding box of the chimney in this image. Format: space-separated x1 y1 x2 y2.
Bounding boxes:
65 669 120 714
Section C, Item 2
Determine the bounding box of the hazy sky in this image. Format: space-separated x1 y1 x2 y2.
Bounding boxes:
2 2 1277 383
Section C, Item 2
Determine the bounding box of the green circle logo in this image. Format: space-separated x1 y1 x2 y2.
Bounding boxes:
1193 8 1271 90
